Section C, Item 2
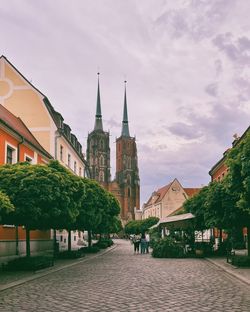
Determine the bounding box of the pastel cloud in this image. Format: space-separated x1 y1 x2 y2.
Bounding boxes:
0 0 250 204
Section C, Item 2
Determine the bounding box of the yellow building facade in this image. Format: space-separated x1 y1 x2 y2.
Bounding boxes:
0 55 87 176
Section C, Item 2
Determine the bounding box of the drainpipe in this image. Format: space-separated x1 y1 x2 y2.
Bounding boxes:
15 136 24 255
54 132 61 255
17 136 24 162
55 132 61 161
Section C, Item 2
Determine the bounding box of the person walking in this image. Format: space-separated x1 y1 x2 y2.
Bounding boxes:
145 232 150 253
140 233 147 254
133 234 141 254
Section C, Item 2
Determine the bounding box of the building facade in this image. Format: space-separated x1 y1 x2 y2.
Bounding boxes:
86 79 140 223
209 130 249 243
0 104 53 258
142 178 200 220
0 55 88 252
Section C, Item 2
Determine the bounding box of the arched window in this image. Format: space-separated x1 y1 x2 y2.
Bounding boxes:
127 174 131 184
100 139 104 150
99 171 104 182
127 157 131 169
99 155 104 166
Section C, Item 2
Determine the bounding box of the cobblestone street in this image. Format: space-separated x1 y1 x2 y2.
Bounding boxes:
0 240 250 312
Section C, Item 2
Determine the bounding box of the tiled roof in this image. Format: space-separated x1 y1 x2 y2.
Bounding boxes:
145 183 171 206
154 183 172 203
183 188 201 198
0 104 52 159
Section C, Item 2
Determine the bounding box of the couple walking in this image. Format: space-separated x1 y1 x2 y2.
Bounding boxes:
132 233 150 254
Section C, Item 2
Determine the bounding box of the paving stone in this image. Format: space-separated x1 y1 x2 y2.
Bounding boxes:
0 240 250 311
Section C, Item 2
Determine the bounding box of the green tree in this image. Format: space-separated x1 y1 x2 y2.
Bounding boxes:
226 132 250 255
0 190 14 223
0 161 82 256
95 192 121 237
184 186 209 231
124 217 159 235
76 179 106 247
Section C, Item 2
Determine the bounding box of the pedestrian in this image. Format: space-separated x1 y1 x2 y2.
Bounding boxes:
140 233 147 254
145 232 150 253
132 234 141 254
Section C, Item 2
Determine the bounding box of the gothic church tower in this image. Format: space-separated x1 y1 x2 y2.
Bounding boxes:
86 74 110 188
115 82 140 220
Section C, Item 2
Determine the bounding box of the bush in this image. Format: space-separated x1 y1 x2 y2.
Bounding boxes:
4 256 54 271
232 255 250 267
233 241 246 250
94 238 114 249
194 242 213 256
57 250 85 259
152 237 185 258
80 246 100 253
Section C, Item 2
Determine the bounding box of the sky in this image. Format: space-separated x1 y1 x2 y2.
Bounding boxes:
1 0 250 205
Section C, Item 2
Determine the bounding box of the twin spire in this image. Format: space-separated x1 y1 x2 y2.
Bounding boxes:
94 74 130 137
94 73 103 131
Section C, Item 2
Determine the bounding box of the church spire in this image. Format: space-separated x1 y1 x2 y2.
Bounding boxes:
121 81 130 137
94 72 103 131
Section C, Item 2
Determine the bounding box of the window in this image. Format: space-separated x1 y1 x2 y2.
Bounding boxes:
128 187 131 197
25 156 32 163
100 140 104 149
60 235 63 242
6 146 14 164
79 167 82 176
68 154 71 167
60 145 63 161
99 171 104 182
74 236 76 241
74 161 77 173
100 155 104 166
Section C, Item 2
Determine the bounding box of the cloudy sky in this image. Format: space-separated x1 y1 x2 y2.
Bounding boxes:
1 0 250 204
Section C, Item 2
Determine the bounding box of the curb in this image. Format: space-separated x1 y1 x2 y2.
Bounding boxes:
205 258 250 287
0 244 117 292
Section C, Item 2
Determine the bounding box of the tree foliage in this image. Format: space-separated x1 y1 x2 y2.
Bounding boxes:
0 161 84 256
0 190 14 223
124 217 159 235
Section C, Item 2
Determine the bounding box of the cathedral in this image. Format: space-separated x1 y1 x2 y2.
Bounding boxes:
86 74 140 223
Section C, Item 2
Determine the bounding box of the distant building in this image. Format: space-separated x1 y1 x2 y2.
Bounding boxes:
0 104 53 258
86 78 140 223
142 178 200 219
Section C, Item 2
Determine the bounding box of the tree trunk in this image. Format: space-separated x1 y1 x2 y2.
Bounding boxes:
53 229 57 257
247 226 250 257
68 230 71 252
88 230 92 247
219 228 223 246
25 227 30 257
15 226 19 255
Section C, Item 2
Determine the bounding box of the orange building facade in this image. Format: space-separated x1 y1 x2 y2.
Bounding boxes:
0 104 53 258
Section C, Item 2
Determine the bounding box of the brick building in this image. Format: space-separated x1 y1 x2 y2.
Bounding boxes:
86 79 140 223
209 129 250 243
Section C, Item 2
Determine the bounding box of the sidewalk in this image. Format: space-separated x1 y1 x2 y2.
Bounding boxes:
0 244 117 292
206 257 250 286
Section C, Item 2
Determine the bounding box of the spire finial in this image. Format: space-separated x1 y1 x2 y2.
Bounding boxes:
94 72 103 131
121 80 130 137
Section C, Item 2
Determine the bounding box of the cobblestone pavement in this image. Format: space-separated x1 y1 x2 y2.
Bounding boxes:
0 240 250 312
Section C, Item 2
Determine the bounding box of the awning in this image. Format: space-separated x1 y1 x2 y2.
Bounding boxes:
150 213 195 230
